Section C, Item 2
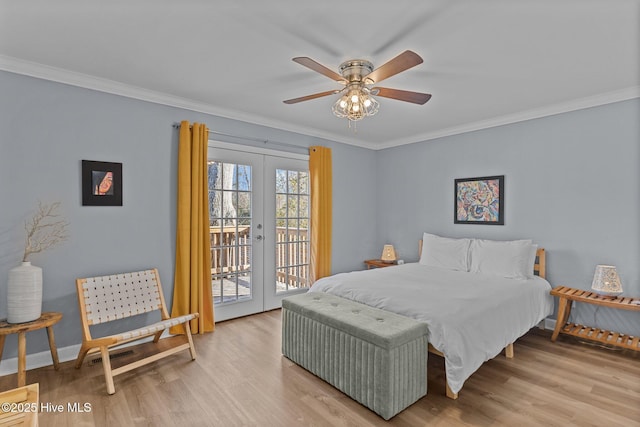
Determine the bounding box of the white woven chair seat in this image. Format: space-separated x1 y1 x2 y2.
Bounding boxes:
114 313 197 341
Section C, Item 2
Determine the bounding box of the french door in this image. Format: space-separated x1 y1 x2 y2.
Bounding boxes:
209 143 310 321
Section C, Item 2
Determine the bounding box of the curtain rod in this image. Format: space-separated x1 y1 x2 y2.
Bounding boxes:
172 123 308 151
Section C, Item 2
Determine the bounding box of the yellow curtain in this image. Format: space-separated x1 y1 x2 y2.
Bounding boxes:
171 121 214 334
309 146 332 283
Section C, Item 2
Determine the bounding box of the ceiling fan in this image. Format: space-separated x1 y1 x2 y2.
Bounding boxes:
284 50 431 123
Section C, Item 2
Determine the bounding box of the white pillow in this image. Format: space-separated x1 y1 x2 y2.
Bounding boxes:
469 239 535 279
420 232 471 271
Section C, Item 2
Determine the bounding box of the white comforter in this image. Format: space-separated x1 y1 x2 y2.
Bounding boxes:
309 263 554 394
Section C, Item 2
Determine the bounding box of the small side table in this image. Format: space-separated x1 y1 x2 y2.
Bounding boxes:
364 259 397 269
550 286 640 352
0 312 63 386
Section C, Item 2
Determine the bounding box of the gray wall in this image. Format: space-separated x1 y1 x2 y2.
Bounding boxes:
375 99 640 336
2 68 637 360
0 70 378 359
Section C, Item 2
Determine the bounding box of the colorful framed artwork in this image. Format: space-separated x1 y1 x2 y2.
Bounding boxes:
454 175 504 225
82 160 122 206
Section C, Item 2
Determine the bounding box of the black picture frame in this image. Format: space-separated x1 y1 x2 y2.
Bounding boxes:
454 175 504 225
82 160 122 206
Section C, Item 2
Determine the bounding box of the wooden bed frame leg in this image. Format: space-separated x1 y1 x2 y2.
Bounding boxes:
440 343 513 400
445 382 459 400
505 343 514 358
430 344 460 399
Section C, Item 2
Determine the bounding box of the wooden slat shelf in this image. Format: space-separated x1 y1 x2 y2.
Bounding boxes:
551 286 640 310
560 322 640 351
550 286 640 352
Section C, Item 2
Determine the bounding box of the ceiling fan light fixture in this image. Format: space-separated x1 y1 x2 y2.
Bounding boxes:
332 88 379 122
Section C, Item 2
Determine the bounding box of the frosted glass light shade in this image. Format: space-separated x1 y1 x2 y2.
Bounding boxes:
332 88 379 122
381 245 397 263
591 265 623 296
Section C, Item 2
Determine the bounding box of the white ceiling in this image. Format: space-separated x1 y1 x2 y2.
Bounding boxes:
1 0 638 149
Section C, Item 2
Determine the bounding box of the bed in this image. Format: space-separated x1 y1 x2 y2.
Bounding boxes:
308 233 554 399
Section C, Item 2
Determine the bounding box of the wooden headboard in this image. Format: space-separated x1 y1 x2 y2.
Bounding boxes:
417 240 546 279
533 248 546 279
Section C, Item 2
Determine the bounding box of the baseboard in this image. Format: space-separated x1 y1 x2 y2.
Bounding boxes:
0 335 158 377
536 318 556 331
0 344 81 377
544 318 557 331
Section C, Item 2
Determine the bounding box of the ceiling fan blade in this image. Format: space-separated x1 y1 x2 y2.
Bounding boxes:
292 57 347 83
364 50 423 84
372 87 432 105
283 89 341 104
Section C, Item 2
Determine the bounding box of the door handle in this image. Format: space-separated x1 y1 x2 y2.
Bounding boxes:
256 235 263 241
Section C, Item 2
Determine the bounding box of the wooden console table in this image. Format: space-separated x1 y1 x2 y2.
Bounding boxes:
0 312 62 386
550 286 640 352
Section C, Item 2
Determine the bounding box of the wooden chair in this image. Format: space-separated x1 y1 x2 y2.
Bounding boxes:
0 383 39 426
75 268 198 394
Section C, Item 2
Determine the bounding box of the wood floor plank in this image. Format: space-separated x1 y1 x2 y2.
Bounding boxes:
0 309 638 426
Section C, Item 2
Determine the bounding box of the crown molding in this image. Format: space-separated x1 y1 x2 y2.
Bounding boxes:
0 55 372 147
2 55 637 151
374 86 640 150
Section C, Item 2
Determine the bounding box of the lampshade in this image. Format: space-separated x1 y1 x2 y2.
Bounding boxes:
332 86 379 122
381 244 397 263
591 265 623 296
330 60 380 125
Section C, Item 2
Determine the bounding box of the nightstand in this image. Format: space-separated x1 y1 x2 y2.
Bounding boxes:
550 286 640 352
364 259 397 269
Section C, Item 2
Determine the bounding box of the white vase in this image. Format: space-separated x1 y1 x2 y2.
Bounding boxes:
7 261 43 323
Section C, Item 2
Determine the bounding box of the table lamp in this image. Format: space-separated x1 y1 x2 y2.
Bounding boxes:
381 244 397 263
591 265 623 296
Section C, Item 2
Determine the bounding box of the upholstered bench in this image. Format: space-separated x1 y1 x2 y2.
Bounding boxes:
281 292 428 420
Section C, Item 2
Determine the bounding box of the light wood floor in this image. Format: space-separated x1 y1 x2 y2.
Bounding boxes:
1 309 638 426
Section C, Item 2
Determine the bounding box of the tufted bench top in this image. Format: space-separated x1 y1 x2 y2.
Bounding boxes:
283 292 428 350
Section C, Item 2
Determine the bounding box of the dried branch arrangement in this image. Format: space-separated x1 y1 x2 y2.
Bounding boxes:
22 201 70 262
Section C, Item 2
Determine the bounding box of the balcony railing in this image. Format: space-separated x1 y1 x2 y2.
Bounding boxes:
210 226 309 290
210 226 251 275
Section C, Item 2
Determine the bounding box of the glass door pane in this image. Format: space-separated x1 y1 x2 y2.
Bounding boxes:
209 161 253 304
264 156 310 311
209 147 264 322
275 169 309 293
